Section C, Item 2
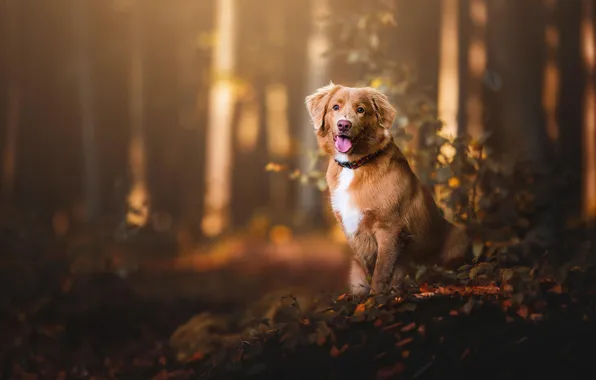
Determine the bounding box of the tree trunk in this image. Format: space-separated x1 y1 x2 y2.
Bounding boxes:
581 0 596 221
201 0 237 237
543 0 560 144
73 0 100 222
557 0 584 219
2 0 22 207
465 0 487 139
437 0 460 140
126 0 150 228
485 0 549 165
295 0 330 229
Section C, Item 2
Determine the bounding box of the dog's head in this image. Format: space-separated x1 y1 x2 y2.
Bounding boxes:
305 82 397 157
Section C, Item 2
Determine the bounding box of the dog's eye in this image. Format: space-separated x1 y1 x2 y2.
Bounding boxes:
332 105 340 111
357 107 365 114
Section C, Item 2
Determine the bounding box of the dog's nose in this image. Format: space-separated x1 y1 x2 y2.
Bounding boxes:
337 120 352 133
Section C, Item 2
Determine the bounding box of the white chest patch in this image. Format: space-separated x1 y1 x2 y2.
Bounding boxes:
331 168 363 238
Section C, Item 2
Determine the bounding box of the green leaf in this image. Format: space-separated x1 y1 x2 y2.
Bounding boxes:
472 241 484 258
501 269 514 281
469 267 480 279
398 303 417 312
458 264 472 272
477 262 494 272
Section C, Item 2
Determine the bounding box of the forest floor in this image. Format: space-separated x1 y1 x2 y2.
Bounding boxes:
1 224 596 380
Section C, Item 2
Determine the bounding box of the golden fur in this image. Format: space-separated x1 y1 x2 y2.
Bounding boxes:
305 82 469 296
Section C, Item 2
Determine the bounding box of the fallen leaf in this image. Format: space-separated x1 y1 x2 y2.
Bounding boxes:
401 322 416 332
472 240 484 258
377 362 406 379
449 310 458 316
460 347 471 360
396 337 413 347
517 306 529 319
337 293 348 301
548 284 562 294
501 299 512 311
461 300 474 315
354 303 366 314
381 322 403 332
448 177 461 188
330 344 348 357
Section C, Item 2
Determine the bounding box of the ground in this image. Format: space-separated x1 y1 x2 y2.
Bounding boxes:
1 225 595 380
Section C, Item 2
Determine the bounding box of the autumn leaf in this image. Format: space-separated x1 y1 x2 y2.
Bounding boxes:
448 177 461 188
377 362 406 379
370 78 383 89
460 347 471 360
330 344 348 357
517 305 529 319
401 322 416 332
396 337 413 347
548 284 563 294
381 322 403 332
337 293 348 301
472 239 484 258
354 303 366 314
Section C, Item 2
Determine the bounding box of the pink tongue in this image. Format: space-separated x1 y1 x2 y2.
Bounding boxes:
335 136 353 153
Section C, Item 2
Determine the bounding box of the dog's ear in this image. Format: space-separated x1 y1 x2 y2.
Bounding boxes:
368 88 397 129
305 82 339 130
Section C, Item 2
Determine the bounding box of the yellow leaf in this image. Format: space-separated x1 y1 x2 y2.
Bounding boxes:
379 12 397 26
371 78 383 89
448 177 461 188
330 344 348 357
354 303 366 314
472 239 484 257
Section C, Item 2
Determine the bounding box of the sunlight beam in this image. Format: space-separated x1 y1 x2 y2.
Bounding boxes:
582 0 596 220
437 0 460 141
201 0 237 237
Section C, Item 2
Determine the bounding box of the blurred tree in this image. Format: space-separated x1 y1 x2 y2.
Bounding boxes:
543 0 560 144
73 0 100 222
264 0 291 224
581 0 596 221
295 0 331 229
125 0 150 228
484 0 550 165
557 0 584 220
202 0 237 237
465 0 487 140
437 0 460 140
2 0 22 207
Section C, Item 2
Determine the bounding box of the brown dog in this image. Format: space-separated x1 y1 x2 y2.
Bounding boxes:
305 82 469 296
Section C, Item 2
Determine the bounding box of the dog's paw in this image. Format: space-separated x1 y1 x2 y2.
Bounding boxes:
350 282 371 298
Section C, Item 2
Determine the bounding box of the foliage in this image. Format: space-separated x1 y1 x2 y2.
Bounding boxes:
267 0 595 271
169 269 596 379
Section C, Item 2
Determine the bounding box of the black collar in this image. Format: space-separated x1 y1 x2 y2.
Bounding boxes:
334 145 388 169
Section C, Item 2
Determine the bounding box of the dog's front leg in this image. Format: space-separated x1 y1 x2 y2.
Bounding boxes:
371 228 400 294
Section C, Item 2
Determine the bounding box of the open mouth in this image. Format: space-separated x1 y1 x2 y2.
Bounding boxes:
333 135 353 153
